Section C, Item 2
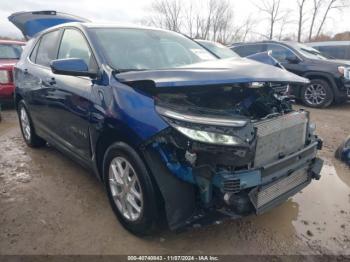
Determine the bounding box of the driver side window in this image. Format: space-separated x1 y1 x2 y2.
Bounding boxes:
267 44 296 63
58 29 97 71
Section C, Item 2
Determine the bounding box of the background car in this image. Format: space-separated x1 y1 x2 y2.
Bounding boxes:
196 39 284 68
308 41 350 60
231 41 350 108
0 39 25 103
195 39 240 59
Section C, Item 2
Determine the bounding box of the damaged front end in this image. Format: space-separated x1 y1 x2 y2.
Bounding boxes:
139 82 323 230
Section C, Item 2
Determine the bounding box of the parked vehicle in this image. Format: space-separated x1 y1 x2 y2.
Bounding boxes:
335 136 350 166
196 39 283 68
195 39 240 59
0 39 25 103
231 41 350 108
10 11 323 236
308 41 350 60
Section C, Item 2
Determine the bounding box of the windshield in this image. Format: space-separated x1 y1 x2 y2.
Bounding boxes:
292 43 328 60
0 44 23 59
91 28 217 71
197 40 239 59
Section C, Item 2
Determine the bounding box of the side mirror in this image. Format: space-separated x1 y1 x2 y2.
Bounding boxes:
285 55 300 64
50 58 97 78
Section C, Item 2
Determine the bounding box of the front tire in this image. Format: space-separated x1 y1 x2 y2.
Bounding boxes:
103 142 160 236
18 101 46 147
301 79 334 108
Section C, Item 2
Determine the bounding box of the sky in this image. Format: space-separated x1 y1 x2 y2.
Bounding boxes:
0 0 349 40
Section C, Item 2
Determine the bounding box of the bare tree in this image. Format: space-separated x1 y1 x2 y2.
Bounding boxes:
147 0 182 32
230 15 257 42
296 0 308 42
256 0 284 39
316 0 349 37
308 0 323 40
277 11 293 40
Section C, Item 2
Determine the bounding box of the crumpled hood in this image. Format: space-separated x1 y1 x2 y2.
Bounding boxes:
115 58 309 88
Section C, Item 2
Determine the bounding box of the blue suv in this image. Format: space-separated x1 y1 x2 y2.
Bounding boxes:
10 11 323 235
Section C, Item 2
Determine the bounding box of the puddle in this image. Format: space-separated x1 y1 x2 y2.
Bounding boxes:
292 163 350 253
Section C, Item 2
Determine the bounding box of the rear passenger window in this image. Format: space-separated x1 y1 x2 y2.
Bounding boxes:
36 30 61 67
58 29 97 71
233 44 265 57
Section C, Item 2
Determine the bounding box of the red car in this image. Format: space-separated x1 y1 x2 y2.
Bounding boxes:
0 39 25 102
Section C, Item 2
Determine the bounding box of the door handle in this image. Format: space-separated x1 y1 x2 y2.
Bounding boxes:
45 77 56 86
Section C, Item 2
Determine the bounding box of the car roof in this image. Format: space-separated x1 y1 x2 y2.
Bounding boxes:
0 39 26 45
307 41 350 47
231 40 292 47
35 22 176 38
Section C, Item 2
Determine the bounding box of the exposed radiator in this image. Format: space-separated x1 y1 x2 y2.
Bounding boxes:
249 167 309 210
253 112 308 167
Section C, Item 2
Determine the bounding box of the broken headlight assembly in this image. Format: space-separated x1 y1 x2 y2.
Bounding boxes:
173 125 244 146
155 105 249 146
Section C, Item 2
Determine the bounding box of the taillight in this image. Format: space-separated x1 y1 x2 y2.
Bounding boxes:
0 70 10 84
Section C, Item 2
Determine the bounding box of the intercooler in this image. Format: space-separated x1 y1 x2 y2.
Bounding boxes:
249 167 310 212
253 112 308 168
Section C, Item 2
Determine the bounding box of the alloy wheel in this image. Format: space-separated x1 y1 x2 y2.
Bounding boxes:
108 156 143 221
304 83 327 106
20 107 31 141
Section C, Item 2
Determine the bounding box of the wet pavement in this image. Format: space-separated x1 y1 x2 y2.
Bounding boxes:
0 105 349 255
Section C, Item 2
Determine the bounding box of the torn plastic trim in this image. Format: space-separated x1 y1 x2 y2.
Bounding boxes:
155 105 248 127
153 142 195 184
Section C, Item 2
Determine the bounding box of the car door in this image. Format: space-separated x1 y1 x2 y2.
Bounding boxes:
45 28 98 161
266 44 305 75
21 29 62 132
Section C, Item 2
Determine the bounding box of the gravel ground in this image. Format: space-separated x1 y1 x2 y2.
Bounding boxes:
0 103 349 255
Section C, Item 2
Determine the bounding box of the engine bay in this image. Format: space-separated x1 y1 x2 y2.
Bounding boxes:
155 83 293 120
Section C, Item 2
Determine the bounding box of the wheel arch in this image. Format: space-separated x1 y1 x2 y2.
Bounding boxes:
14 92 24 110
93 124 142 182
94 126 168 226
301 72 336 96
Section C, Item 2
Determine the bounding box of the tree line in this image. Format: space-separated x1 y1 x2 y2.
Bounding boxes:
143 0 350 44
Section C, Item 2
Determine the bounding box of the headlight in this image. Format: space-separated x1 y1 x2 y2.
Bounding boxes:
0 70 10 84
174 125 243 146
338 66 350 79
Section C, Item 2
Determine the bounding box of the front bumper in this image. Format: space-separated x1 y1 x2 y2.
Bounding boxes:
180 141 323 230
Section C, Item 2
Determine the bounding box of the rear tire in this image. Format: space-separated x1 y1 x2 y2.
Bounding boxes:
103 142 160 236
301 79 334 108
18 101 46 147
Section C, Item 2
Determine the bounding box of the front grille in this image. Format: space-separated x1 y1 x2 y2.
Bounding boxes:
223 179 240 193
249 167 309 210
253 112 308 167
